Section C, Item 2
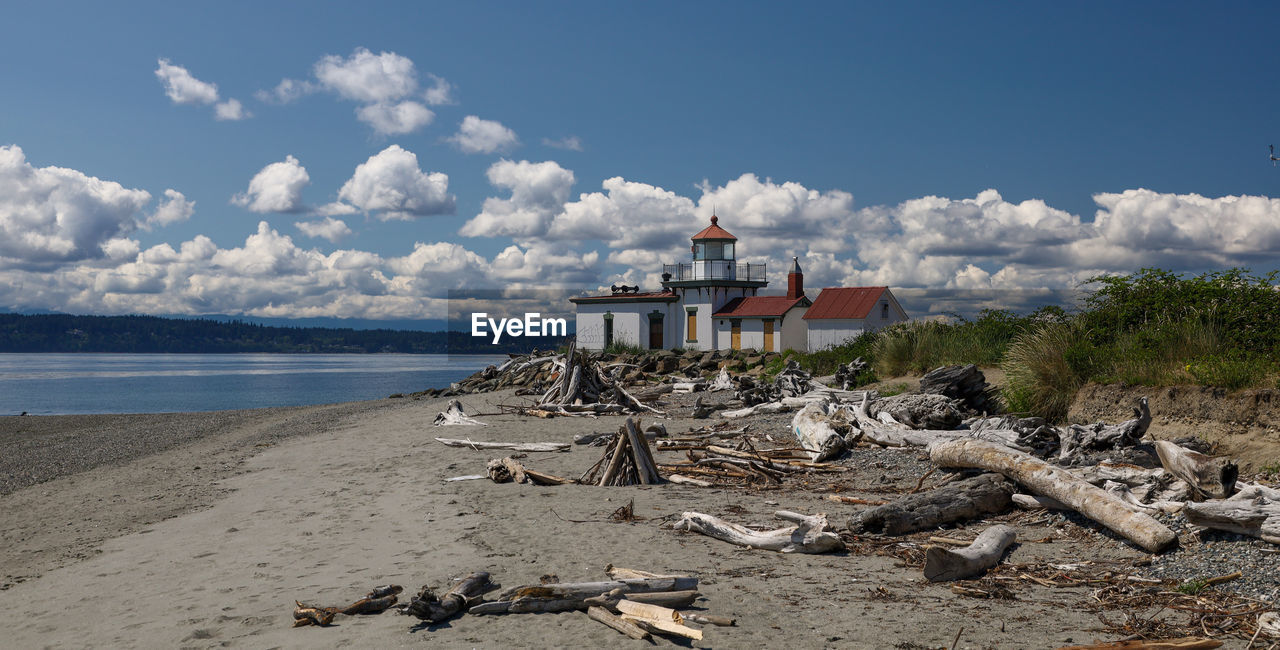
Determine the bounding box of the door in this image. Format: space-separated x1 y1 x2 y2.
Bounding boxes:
731 321 741 350
649 318 663 349
763 320 774 352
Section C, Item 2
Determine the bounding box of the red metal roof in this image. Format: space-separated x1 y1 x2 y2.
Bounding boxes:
691 215 737 241
569 290 679 304
713 295 808 318
802 287 888 320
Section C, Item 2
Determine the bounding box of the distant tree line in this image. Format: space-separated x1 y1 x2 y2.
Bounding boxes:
0 314 567 354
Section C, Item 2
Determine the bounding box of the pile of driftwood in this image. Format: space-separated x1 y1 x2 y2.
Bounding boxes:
832 357 870 390
578 418 663 486
782 364 1277 558
498 339 662 417
657 438 848 487
395 567 731 642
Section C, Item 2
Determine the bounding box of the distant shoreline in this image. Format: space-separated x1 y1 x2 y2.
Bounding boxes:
0 313 568 354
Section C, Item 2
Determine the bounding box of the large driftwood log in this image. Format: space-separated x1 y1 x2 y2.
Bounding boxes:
870 393 964 430
1154 440 1237 499
929 438 1178 553
673 510 845 553
791 401 847 462
848 473 1014 535
923 524 1017 581
436 438 570 452
1182 484 1280 544
400 572 498 622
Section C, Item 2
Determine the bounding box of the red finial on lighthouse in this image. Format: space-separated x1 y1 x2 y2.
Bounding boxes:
710 214 718 225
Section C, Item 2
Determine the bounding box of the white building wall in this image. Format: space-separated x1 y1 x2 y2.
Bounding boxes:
780 306 808 352
807 319 868 351
574 302 672 350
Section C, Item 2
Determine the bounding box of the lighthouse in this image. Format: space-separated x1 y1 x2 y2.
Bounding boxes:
570 214 906 352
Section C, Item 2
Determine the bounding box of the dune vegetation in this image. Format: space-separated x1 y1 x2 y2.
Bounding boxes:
787 268 1280 421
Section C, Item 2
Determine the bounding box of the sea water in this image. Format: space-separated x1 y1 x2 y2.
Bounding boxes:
0 353 506 415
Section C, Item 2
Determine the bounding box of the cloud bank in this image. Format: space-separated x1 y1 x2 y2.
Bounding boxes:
8 146 1280 321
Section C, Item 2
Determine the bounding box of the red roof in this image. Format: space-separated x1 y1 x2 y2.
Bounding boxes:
569 290 679 304
714 295 808 318
691 215 737 241
802 287 888 320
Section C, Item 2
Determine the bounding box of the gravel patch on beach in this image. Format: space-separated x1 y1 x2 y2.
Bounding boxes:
0 400 397 496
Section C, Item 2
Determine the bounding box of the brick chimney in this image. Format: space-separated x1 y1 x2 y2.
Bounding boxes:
787 257 803 299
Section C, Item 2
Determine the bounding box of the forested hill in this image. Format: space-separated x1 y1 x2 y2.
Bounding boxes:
0 314 567 354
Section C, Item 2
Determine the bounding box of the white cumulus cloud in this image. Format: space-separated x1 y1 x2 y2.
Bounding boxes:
254 78 316 105
542 136 583 151
335 145 455 220
355 100 435 136
154 58 219 105
232 155 310 214
214 98 250 121
314 47 419 103
459 160 575 238
144 189 195 230
0 145 153 265
423 73 455 105
449 116 519 154
295 217 353 243
155 58 249 121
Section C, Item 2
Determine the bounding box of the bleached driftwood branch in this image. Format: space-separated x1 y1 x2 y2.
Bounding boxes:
923 524 1016 581
436 438 570 452
673 510 845 553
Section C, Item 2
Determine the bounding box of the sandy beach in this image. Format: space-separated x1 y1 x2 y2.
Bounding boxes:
0 390 1200 649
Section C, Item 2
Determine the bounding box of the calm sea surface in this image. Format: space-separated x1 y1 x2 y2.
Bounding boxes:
0 353 506 415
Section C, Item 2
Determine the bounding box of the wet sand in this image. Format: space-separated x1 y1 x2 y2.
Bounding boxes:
1 391 1146 649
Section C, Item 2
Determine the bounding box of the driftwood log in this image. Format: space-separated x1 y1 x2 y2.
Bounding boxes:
1154 440 1237 499
1059 397 1151 462
1182 484 1280 544
292 585 404 626
400 572 498 622
494 577 700 603
485 456 572 485
432 399 487 426
586 606 652 640
436 438 570 452
923 524 1017 581
919 364 997 414
673 510 845 553
847 472 1014 535
929 438 1177 552
791 401 847 462
870 393 964 430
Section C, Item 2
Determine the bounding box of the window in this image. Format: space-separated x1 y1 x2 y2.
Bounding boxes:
686 308 697 342
881 303 889 319
723 242 734 260
704 242 723 260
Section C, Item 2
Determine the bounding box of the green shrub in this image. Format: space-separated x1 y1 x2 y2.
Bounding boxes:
1001 322 1086 421
1185 353 1273 391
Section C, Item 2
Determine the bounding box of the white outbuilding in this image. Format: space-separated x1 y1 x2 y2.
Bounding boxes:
803 286 908 350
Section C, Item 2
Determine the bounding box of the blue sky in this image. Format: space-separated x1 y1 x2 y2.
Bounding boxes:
3 1 1279 322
